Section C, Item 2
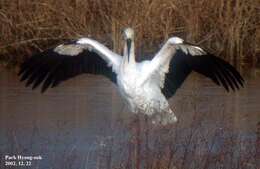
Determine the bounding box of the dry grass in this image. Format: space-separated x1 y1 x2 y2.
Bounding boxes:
0 0 259 71
1 109 257 169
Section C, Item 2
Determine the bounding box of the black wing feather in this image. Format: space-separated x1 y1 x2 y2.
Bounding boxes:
162 50 192 98
19 45 117 93
162 50 244 99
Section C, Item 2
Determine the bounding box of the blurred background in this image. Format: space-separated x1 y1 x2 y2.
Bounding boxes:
0 0 259 169
0 0 259 73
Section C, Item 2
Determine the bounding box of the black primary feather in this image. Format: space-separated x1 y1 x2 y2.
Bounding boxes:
162 49 244 99
19 43 117 93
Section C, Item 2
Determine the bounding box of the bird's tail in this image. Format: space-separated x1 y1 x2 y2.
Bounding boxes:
151 109 178 125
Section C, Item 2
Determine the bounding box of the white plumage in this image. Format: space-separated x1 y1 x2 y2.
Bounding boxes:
19 28 244 125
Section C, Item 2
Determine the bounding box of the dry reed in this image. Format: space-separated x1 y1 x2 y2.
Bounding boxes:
1 107 257 169
0 0 259 71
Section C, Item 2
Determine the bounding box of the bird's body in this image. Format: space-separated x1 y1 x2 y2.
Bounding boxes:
19 28 244 125
117 61 171 115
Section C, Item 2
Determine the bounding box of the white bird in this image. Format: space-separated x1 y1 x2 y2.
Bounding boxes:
19 28 244 125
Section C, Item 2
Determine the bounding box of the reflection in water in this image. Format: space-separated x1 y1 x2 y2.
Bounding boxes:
0 70 259 169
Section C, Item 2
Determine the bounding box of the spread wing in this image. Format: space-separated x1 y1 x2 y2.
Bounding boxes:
148 37 244 98
19 38 122 93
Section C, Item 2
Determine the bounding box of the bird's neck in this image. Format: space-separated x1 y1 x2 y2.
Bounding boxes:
123 39 136 66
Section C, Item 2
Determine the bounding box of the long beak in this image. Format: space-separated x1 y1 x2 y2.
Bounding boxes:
126 38 132 62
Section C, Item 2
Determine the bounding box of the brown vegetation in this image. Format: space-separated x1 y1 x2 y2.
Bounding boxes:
2 108 257 169
0 0 259 71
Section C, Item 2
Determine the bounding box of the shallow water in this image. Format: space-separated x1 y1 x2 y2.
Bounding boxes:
0 70 259 168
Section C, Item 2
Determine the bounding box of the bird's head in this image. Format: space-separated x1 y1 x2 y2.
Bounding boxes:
122 27 134 61
123 27 135 40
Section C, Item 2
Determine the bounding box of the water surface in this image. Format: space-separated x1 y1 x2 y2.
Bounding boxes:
0 70 259 169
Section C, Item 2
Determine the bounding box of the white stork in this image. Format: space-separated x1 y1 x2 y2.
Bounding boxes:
19 28 244 125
